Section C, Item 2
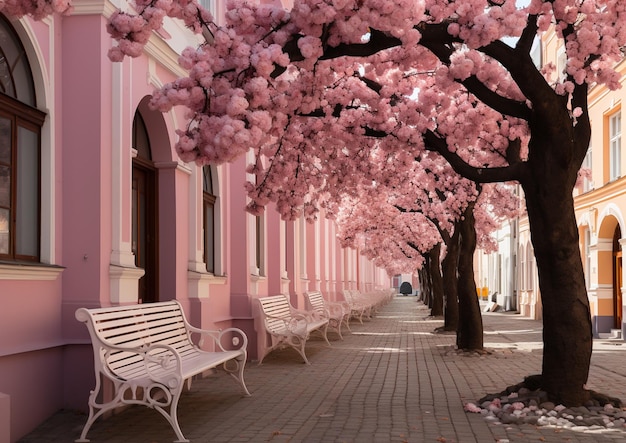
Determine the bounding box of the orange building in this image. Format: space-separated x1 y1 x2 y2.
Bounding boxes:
478 29 626 340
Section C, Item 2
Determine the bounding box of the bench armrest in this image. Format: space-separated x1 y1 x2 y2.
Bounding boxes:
187 325 249 352
100 342 184 390
324 302 347 318
263 312 308 336
291 307 328 322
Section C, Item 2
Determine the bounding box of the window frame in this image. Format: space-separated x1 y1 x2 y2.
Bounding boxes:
0 93 45 262
583 143 593 192
202 165 216 274
609 111 621 181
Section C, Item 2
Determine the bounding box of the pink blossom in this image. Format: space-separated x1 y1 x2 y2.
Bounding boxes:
464 402 483 413
17 0 605 276
297 36 323 60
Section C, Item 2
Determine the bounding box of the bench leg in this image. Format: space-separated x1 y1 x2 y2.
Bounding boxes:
260 335 311 364
224 356 251 397
76 376 190 443
343 315 352 332
258 335 283 365
320 324 331 347
353 309 364 325
288 336 310 364
332 319 344 340
152 392 189 443
75 377 126 442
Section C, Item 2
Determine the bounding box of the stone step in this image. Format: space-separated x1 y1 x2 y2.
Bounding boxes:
609 329 622 340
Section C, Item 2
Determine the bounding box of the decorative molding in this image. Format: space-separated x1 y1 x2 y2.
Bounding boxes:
0 263 64 280
69 0 117 17
595 285 614 300
188 270 226 299
109 264 144 304
110 248 136 268
188 271 227 285
154 160 192 174
143 33 190 78
592 238 614 252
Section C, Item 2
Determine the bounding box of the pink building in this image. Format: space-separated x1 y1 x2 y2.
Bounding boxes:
0 5 390 442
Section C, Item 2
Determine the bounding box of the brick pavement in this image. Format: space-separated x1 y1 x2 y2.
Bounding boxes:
18 296 626 443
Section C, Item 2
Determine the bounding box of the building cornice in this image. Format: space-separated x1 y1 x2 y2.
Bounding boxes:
69 0 117 17
575 177 626 212
71 0 191 78
0 263 65 280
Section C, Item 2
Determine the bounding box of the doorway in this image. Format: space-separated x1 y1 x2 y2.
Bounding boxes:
132 112 158 303
612 225 622 329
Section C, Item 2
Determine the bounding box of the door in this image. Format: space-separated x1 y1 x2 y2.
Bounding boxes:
613 226 622 329
132 112 158 303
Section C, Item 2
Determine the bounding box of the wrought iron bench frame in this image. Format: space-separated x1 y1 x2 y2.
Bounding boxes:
75 300 250 443
257 294 330 365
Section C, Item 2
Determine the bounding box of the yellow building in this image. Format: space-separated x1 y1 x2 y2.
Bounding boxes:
502 30 626 339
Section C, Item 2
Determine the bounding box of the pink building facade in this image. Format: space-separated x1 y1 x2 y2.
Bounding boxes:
0 4 390 442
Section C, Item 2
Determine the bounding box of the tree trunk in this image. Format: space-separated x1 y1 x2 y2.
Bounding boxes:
441 228 460 331
523 177 592 406
422 254 433 308
428 243 444 316
456 203 484 351
418 266 430 304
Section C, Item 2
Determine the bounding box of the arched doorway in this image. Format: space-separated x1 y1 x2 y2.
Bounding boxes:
613 225 622 329
132 111 158 303
597 208 626 337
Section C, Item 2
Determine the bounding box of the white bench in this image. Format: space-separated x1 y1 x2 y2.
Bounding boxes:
75 300 250 443
342 289 373 324
257 294 330 365
305 291 350 339
342 289 394 324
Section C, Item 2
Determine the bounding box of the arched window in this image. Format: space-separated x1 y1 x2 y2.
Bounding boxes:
202 165 216 273
0 15 45 261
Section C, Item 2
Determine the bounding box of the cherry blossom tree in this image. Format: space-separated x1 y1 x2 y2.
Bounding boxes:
0 0 72 20
331 151 519 351
104 0 626 406
20 0 626 407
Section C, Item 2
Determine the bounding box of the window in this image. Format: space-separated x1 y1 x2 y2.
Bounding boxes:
583 144 593 192
519 245 528 291
526 245 534 290
0 16 45 261
610 112 621 181
251 163 264 276
584 228 591 290
202 165 216 273
255 214 264 276
557 47 567 82
199 0 216 15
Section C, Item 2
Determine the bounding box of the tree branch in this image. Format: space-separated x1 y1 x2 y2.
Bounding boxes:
515 14 538 54
478 19 555 108
424 130 524 183
320 29 403 59
417 24 530 120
